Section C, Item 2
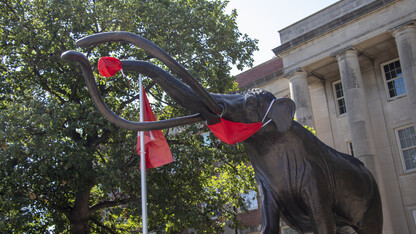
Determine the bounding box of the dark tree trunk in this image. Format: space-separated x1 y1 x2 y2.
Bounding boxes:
70 220 89 234
68 186 93 234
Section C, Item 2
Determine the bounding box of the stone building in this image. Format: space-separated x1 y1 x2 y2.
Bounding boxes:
233 0 416 233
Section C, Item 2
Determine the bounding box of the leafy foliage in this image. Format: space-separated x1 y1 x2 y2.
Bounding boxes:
0 0 258 233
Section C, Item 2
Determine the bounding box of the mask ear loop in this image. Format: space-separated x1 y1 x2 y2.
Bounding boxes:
219 107 225 118
261 99 276 127
204 107 225 125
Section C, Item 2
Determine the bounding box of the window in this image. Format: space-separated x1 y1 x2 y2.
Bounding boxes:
382 59 406 99
413 210 416 227
333 81 346 115
347 141 354 157
396 125 416 171
241 190 258 210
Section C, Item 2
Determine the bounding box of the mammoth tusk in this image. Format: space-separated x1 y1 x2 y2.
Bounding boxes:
75 31 223 115
61 50 203 131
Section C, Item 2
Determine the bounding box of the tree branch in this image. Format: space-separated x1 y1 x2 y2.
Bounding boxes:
223 160 242 178
26 126 47 136
148 89 171 106
68 72 82 102
96 149 107 164
32 68 67 103
49 202 71 217
116 93 140 114
94 128 112 147
90 217 117 234
89 197 136 214
144 81 156 93
116 80 157 113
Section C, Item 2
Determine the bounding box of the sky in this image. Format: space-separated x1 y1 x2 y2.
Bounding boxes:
226 0 339 74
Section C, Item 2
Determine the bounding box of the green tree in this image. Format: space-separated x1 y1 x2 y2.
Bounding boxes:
0 0 258 233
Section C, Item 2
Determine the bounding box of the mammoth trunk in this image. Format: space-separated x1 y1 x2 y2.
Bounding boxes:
120 60 219 123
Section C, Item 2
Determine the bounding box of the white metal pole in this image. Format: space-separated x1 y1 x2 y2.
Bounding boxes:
139 74 148 234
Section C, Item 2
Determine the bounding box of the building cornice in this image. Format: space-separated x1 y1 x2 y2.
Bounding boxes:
272 0 396 56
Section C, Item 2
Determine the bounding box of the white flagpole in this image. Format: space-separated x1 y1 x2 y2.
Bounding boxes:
139 74 148 233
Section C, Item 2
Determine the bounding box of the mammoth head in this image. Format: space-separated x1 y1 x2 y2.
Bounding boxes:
212 89 296 134
61 32 295 139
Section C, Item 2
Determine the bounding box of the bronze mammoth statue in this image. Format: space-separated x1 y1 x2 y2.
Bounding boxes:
62 32 383 233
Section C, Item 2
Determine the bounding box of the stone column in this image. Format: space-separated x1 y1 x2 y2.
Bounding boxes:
393 25 416 126
289 71 315 128
336 50 378 176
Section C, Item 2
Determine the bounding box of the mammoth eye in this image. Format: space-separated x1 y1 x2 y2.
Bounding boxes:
245 97 257 109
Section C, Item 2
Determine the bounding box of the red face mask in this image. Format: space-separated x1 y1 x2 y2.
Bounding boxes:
207 99 275 145
208 118 262 145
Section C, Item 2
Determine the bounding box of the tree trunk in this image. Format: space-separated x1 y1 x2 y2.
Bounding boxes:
68 186 93 234
70 220 90 234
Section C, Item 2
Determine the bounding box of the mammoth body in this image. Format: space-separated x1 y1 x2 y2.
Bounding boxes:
215 90 383 234
62 32 382 234
245 122 382 233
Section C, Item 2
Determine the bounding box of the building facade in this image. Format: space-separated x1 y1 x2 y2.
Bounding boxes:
235 0 416 233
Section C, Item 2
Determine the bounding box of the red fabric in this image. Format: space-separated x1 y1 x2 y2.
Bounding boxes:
98 57 122 77
137 88 173 169
208 118 262 145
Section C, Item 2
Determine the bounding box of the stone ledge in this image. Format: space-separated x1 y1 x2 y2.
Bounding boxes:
272 0 395 56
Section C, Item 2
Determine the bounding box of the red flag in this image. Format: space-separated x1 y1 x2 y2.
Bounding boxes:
137 88 173 169
98 57 122 77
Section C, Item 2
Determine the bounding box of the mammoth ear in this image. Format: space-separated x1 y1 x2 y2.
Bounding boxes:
268 98 296 133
